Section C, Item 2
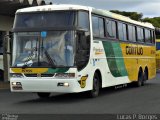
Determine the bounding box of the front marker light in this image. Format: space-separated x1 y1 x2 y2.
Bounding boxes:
10 73 24 78
11 82 23 90
57 82 69 87
64 82 69 87
12 82 16 85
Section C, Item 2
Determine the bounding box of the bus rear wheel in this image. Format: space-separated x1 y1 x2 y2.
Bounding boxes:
37 92 50 98
142 71 148 86
135 70 144 87
88 73 100 98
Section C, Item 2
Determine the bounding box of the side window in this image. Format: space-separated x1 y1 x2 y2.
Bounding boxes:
78 11 89 31
144 29 151 43
118 22 124 40
92 15 104 38
106 19 117 39
132 26 136 42
156 42 160 50
137 27 144 42
99 18 105 38
151 30 155 43
128 25 133 41
92 16 99 37
123 24 127 41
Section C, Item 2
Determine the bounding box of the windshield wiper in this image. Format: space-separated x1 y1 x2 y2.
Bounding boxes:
42 47 56 68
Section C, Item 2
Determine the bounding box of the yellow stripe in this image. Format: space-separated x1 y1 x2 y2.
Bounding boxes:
11 68 48 74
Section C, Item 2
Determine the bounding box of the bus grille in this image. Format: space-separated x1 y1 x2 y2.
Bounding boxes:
24 74 55 77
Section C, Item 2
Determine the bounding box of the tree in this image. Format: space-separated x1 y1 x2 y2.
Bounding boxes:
143 17 160 28
110 10 143 21
110 10 160 28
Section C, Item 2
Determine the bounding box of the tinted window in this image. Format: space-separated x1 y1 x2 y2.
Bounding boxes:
92 16 99 37
145 29 151 43
123 24 127 41
128 25 136 42
156 42 160 50
151 31 155 43
137 27 144 42
118 22 124 40
132 26 136 42
99 18 105 37
92 16 104 38
106 20 117 39
78 11 89 30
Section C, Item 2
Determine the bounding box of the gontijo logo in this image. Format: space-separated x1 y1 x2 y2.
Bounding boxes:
126 46 143 55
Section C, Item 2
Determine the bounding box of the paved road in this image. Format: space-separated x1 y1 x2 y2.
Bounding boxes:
0 73 160 114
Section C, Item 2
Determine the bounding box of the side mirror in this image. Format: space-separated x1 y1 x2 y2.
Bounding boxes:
3 34 12 54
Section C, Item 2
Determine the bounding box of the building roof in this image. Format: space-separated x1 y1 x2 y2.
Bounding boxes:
0 0 52 16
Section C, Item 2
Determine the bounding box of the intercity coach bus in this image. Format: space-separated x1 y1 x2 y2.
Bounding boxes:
156 28 160 70
156 39 160 70
10 4 156 98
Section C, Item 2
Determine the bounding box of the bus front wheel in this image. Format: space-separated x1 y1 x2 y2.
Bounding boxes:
88 73 100 98
37 92 50 98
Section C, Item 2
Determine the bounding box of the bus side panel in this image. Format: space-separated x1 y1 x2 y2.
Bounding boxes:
92 39 131 88
156 39 160 70
120 43 156 81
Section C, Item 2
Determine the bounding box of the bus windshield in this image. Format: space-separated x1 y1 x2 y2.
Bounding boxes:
12 31 75 67
13 11 76 30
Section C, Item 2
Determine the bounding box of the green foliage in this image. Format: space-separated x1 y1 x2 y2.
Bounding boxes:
110 10 143 21
143 17 160 28
110 10 160 28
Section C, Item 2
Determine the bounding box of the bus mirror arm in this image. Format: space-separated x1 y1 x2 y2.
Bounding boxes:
3 35 11 54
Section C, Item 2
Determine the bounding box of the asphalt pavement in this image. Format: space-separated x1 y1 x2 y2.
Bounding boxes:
0 73 160 115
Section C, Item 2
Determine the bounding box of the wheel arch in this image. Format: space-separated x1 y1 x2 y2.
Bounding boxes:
138 66 143 78
94 69 102 88
144 66 149 80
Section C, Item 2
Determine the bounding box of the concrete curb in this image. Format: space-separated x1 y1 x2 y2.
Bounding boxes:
0 81 10 89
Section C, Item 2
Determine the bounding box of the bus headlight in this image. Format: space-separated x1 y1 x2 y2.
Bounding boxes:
55 73 75 79
10 73 24 78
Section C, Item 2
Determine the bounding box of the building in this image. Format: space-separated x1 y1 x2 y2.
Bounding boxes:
0 0 52 81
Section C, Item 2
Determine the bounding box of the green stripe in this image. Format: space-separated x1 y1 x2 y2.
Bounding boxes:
44 68 69 74
102 41 128 77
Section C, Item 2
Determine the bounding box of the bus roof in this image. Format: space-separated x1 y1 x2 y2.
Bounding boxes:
16 4 154 29
16 4 91 13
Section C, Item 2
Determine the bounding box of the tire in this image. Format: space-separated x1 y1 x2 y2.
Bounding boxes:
88 73 100 98
135 71 144 87
37 92 50 98
142 71 148 86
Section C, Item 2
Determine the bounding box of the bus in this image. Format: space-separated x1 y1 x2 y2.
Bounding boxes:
156 28 160 70
10 4 156 98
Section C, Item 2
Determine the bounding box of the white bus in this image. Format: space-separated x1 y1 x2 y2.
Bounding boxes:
10 4 156 98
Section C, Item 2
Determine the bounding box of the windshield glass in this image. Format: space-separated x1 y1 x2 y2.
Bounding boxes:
12 31 75 67
13 11 76 30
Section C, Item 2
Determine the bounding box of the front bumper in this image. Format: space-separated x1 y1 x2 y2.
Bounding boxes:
10 78 82 93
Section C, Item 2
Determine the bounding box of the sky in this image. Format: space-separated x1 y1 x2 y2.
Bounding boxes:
46 0 160 18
